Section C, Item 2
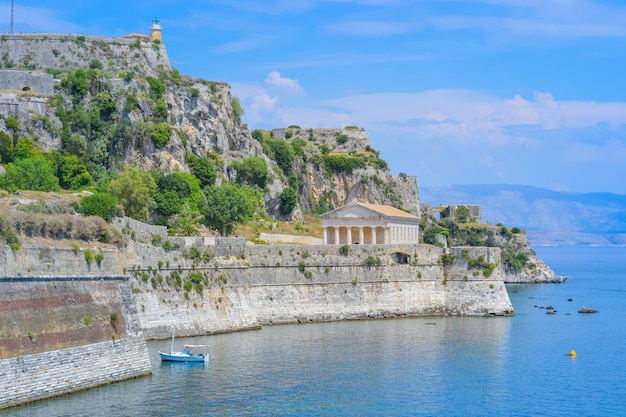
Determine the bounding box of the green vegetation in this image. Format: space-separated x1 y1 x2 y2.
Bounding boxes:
78 192 118 222
0 158 60 192
186 154 217 188
231 96 244 122
199 184 257 236
150 123 172 148
108 165 157 221
232 156 269 188
84 249 95 265
280 186 298 215
364 256 382 267
322 154 366 174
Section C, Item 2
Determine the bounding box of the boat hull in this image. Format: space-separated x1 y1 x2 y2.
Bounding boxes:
158 351 208 363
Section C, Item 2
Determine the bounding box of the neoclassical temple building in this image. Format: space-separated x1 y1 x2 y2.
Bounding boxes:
320 202 420 245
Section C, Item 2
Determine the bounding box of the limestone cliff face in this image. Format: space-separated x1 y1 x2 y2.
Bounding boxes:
268 128 420 218
496 233 566 283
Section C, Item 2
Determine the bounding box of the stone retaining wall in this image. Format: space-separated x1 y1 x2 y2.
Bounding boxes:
129 243 513 339
0 337 151 409
0 276 151 410
259 233 323 245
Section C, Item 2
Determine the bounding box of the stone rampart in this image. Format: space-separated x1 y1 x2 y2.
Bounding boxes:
113 216 167 245
1 242 127 277
128 243 513 339
0 70 54 96
271 127 371 154
259 233 323 245
0 337 150 409
0 33 171 78
0 275 151 409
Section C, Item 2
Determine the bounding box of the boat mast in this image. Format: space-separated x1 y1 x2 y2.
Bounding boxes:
170 328 175 354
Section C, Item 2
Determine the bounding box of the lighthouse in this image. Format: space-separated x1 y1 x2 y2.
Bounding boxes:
150 18 162 42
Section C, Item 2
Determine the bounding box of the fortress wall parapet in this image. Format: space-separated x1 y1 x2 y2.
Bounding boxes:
271 127 371 154
0 33 171 78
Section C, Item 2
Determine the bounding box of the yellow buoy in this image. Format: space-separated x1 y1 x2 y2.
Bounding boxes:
569 350 577 357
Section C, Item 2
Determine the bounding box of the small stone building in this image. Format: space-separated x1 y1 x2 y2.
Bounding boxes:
321 202 420 245
441 204 481 223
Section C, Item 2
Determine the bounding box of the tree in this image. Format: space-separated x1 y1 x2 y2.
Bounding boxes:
78 192 118 222
0 157 60 192
107 165 157 221
280 186 298 215
91 91 117 122
154 172 201 217
233 156 269 188
270 139 294 175
168 202 202 236
186 154 216 188
13 137 37 160
199 184 256 236
0 131 13 163
59 153 92 190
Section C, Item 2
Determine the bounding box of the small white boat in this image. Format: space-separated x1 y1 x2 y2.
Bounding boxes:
158 329 209 363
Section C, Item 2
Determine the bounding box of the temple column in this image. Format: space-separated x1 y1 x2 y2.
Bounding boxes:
384 227 390 244
346 227 352 245
372 227 377 245
358 227 364 245
322 227 328 245
334 227 340 245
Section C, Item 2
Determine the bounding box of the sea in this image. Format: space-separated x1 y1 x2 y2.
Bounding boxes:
5 246 626 417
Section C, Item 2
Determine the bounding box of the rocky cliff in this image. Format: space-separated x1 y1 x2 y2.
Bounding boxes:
0 33 419 219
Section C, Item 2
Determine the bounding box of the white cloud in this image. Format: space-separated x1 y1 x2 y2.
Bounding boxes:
325 89 626 142
264 71 304 95
233 72 306 126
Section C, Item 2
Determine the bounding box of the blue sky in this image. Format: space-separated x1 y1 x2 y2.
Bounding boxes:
3 1 626 193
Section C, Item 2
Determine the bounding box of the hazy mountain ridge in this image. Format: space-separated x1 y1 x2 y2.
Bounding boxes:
420 184 626 246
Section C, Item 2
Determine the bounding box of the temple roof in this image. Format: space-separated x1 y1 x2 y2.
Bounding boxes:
321 202 418 220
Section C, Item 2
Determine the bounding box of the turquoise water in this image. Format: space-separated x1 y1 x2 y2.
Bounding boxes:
6 246 626 416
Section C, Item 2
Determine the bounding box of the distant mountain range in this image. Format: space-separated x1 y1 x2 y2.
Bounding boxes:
419 184 626 246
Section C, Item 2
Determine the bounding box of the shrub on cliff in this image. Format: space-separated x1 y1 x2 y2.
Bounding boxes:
280 186 298 215
232 156 269 189
150 123 172 148
321 154 366 175
78 192 119 222
59 154 92 190
263 138 294 175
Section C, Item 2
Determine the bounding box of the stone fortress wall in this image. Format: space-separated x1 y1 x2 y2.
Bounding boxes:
0 275 151 410
0 69 54 95
0 33 171 78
